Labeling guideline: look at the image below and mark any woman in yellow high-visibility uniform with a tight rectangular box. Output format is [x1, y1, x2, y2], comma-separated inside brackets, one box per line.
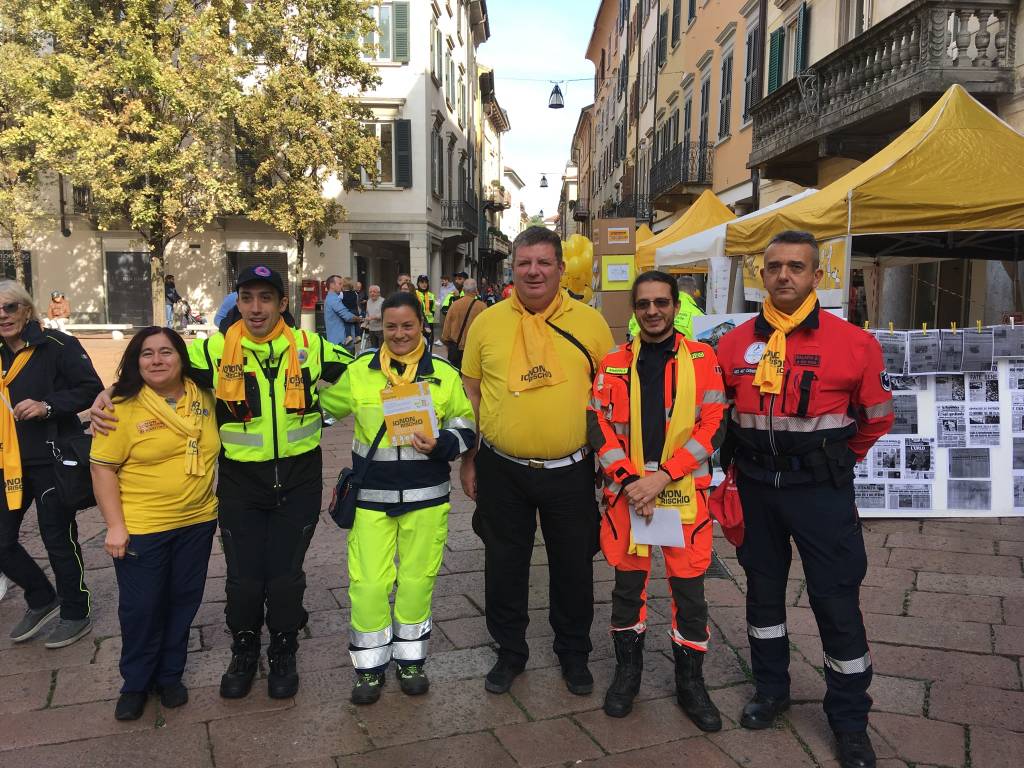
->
[320, 291, 476, 705]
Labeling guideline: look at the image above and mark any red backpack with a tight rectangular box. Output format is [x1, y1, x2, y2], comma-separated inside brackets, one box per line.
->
[708, 464, 745, 548]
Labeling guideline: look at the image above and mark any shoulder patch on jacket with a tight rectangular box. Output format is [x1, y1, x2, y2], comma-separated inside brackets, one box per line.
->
[690, 351, 705, 359]
[605, 366, 629, 375]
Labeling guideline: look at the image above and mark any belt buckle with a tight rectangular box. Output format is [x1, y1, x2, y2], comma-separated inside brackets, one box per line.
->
[527, 459, 545, 470]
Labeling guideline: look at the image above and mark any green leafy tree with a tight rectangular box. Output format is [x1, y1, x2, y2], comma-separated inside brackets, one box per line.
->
[0, 1, 48, 285]
[28, 0, 246, 324]
[234, 0, 381, 319]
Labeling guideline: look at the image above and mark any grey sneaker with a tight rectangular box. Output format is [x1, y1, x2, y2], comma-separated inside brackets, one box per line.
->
[10, 599, 60, 642]
[44, 616, 93, 649]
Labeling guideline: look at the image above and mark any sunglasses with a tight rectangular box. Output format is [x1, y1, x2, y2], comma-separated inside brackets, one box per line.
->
[634, 298, 674, 310]
[0, 302, 23, 315]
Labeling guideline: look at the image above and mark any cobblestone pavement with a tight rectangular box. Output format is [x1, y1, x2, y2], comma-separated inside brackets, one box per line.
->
[0, 338, 1021, 767]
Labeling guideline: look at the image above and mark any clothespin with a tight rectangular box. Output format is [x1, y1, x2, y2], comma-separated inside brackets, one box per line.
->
[888, 322, 894, 333]
[922, 322, 928, 331]
[951, 321, 958, 332]
[977, 320, 983, 332]
[863, 321, 869, 330]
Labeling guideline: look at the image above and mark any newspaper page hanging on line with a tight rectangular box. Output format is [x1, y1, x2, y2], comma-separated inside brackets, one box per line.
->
[960, 328, 995, 372]
[874, 331, 908, 375]
[937, 330, 964, 373]
[907, 331, 940, 375]
[994, 325, 1024, 358]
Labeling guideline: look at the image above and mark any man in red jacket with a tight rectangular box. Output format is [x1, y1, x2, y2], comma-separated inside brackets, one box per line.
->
[588, 271, 727, 730]
[717, 231, 893, 768]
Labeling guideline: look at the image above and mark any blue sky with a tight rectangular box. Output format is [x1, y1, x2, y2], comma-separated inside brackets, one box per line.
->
[478, 0, 597, 220]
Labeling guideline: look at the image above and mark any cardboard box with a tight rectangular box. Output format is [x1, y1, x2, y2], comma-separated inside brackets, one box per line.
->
[598, 290, 634, 329]
[600, 254, 635, 291]
[593, 218, 636, 256]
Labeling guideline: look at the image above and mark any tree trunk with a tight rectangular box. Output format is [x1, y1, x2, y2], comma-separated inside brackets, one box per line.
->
[150, 241, 165, 328]
[293, 233, 305, 324]
[10, 238, 25, 287]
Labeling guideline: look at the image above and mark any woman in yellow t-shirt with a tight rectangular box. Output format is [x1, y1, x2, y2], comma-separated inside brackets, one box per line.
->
[90, 327, 220, 722]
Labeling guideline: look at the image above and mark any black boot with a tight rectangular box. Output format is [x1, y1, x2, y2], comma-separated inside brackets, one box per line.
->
[267, 631, 299, 699]
[220, 630, 260, 699]
[834, 730, 876, 768]
[672, 643, 722, 732]
[603, 630, 645, 718]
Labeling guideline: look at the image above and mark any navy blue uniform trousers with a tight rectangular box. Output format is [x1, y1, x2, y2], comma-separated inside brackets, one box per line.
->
[736, 474, 872, 733]
[113, 519, 216, 693]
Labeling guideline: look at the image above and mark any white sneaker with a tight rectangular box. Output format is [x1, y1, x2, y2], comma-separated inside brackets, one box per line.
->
[0, 573, 10, 602]
[433, 340, 443, 346]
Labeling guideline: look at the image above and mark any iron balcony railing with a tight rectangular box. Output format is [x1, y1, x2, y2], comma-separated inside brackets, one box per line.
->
[649, 140, 714, 201]
[442, 192, 479, 234]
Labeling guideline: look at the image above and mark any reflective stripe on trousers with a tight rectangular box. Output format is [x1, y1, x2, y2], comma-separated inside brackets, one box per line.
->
[748, 622, 787, 640]
[349, 625, 393, 671]
[824, 651, 872, 674]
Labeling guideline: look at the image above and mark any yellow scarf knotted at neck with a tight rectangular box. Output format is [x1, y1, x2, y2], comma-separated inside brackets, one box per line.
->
[136, 380, 207, 476]
[1, 348, 34, 510]
[752, 290, 819, 395]
[627, 336, 698, 557]
[216, 317, 305, 409]
[507, 289, 568, 392]
[378, 335, 426, 387]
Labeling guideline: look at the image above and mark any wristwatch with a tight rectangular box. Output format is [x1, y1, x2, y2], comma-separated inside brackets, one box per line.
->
[42, 401, 52, 420]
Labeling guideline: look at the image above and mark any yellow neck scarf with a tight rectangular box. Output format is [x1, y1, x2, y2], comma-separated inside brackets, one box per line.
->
[378, 336, 426, 387]
[753, 291, 819, 395]
[627, 336, 697, 557]
[1, 347, 34, 510]
[136, 380, 206, 476]
[507, 289, 568, 392]
[216, 317, 305, 409]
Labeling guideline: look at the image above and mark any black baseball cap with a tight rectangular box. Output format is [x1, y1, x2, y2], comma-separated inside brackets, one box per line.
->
[236, 265, 285, 297]
[454, 271, 469, 279]
[417, 274, 429, 283]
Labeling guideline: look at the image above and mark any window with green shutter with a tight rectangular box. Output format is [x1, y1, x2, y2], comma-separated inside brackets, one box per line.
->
[658, 11, 668, 67]
[393, 2, 409, 63]
[795, 3, 810, 73]
[671, 0, 681, 46]
[395, 119, 412, 188]
[767, 27, 785, 94]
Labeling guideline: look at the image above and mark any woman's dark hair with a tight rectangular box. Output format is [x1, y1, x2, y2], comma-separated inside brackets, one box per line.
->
[381, 291, 425, 325]
[631, 270, 680, 307]
[111, 326, 193, 401]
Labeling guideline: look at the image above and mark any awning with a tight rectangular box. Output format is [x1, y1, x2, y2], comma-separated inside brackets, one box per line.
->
[724, 84, 1024, 256]
[638, 190, 736, 272]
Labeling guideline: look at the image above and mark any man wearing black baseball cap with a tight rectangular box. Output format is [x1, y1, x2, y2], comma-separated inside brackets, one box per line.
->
[91, 264, 353, 702]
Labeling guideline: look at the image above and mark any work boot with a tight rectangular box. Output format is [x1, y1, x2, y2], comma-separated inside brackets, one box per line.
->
[219, 630, 260, 699]
[672, 643, 722, 732]
[834, 730, 877, 768]
[267, 631, 299, 699]
[396, 662, 430, 695]
[351, 670, 386, 705]
[740, 691, 791, 729]
[603, 629, 645, 718]
[559, 654, 594, 695]
[484, 652, 526, 694]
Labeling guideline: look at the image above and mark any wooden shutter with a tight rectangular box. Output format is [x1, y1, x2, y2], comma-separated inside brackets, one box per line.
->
[395, 119, 412, 188]
[795, 3, 810, 73]
[393, 2, 410, 63]
[658, 11, 668, 67]
[671, 0, 681, 46]
[767, 27, 785, 94]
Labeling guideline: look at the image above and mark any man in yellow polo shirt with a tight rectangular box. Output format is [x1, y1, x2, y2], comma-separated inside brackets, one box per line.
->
[461, 226, 614, 696]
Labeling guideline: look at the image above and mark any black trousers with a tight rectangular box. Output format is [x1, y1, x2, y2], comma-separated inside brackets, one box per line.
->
[114, 520, 216, 692]
[472, 444, 599, 662]
[218, 481, 321, 635]
[0, 464, 91, 620]
[736, 473, 872, 733]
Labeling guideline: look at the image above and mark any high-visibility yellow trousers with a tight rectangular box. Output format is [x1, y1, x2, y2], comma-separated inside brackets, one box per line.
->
[346, 502, 448, 671]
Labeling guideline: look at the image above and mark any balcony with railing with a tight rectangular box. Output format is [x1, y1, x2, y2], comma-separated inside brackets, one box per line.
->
[749, 0, 1016, 184]
[479, 230, 512, 258]
[482, 184, 511, 210]
[649, 140, 715, 208]
[603, 194, 652, 224]
[442, 191, 479, 240]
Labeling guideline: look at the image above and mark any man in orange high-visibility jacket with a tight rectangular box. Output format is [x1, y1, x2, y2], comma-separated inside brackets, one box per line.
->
[588, 271, 727, 729]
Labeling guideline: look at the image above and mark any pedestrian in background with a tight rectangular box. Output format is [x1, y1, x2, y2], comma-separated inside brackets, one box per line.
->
[460, 227, 613, 696]
[164, 275, 183, 329]
[589, 271, 726, 730]
[90, 327, 219, 721]
[362, 285, 384, 350]
[0, 280, 103, 649]
[441, 278, 485, 368]
[440, 271, 468, 319]
[214, 291, 238, 329]
[324, 275, 358, 351]
[321, 292, 475, 705]
[44, 291, 72, 333]
[414, 275, 437, 348]
[717, 230, 893, 768]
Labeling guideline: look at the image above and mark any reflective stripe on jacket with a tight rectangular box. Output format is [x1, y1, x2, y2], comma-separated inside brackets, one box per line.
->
[188, 329, 352, 463]
[587, 332, 727, 501]
[318, 350, 476, 516]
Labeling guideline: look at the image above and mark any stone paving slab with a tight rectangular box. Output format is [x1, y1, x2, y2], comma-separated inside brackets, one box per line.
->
[0, 337, 1021, 766]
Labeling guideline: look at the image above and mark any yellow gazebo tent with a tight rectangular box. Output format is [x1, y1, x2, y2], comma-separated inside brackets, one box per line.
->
[725, 84, 1024, 257]
[635, 189, 736, 272]
[635, 224, 655, 244]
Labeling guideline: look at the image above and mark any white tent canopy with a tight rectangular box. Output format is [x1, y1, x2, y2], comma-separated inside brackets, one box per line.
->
[654, 188, 819, 268]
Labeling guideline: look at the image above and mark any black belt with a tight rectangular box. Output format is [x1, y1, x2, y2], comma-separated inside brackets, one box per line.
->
[741, 442, 851, 473]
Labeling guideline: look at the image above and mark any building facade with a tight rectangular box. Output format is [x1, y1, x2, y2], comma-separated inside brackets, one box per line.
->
[1, 1, 508, 324]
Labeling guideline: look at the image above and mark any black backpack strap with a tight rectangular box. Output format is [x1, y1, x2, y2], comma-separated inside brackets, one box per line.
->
[455, 298, 482, 348]
[546, 320, 596, 380]
[355, 423, 389, 482]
